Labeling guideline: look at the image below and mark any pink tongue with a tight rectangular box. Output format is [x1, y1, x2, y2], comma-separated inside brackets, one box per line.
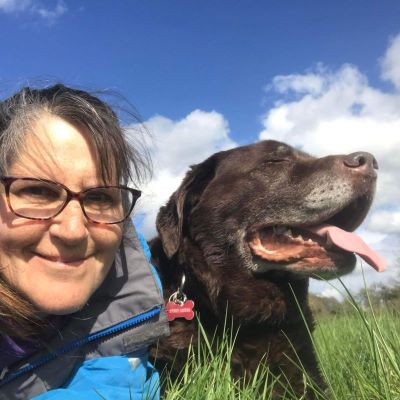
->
[308, 224, 387, 272]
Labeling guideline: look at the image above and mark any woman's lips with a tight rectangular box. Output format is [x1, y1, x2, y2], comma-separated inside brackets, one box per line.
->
[32, 252, 90, 265]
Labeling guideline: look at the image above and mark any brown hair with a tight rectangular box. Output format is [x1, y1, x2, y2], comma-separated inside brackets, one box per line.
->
[0, 83, 151, 338]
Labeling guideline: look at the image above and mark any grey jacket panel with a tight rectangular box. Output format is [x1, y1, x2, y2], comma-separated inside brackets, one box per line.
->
[0, 222, 169, 400]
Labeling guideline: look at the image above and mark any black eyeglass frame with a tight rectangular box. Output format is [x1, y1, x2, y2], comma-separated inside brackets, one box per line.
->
[0, 176, 142, 225]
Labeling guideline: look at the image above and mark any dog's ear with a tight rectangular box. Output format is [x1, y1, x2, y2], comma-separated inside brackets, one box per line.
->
[156, 154, 220, 258]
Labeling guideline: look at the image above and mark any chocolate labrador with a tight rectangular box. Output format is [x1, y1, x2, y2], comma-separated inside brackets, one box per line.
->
[149, 140, 385, 398]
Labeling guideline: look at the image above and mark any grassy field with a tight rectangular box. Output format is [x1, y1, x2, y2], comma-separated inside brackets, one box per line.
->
[314, 309, 400, 399]
[161, 298, 400, 400]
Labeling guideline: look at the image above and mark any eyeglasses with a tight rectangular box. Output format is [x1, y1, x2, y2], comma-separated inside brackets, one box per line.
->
[0, 176, 141, 224]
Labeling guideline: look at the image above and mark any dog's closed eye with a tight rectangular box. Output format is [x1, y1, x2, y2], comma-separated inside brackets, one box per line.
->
[266, 158, 289, 163]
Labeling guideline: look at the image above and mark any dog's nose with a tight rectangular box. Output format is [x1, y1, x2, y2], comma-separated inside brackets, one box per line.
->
[343, 152, 378, 172]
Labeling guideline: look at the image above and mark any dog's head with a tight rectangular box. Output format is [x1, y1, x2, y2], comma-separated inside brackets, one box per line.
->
[157, 140, 380, 281]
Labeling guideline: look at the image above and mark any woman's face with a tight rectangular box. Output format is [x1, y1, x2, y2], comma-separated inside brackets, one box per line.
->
[0, 114, 123, 315]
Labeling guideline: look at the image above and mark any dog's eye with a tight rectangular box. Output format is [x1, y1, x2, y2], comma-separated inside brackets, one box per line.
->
[265, 158, 289, 163]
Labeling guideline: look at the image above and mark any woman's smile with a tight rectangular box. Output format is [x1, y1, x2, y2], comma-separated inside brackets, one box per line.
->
[31, 251, 92, 266]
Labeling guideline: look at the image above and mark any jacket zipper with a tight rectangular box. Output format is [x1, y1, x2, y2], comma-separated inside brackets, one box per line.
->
[0, 305, 162, 387]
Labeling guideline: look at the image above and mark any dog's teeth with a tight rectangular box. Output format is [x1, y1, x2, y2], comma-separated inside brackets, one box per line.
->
[274, 226, 295, 239]
[264, 249, 277, 254]
[297, 234, 304, 241]
[307, 239, 313, 243]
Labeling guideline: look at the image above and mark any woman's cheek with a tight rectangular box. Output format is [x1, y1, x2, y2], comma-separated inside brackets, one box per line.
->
[0, 223, 46, 291]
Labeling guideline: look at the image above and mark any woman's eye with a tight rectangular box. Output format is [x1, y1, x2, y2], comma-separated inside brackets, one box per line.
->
[18, 185, 59, 199]
[85, 191, 114, 204]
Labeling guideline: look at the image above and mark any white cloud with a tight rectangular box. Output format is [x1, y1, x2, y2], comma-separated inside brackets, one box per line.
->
[0, 0, 31, 12]
[381, 34, 400, 90]
[269, 67, 325, 96]
[0, 0, 67, 22]
[131, 110, 237, 238]
[144, 110, 235, 176]
[317, 286, 343, 302]
[369, 210, 400, 234]
[35, 0, 66, 22]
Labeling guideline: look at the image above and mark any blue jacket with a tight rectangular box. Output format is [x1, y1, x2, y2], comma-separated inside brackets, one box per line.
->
[0, 222, 169, 400]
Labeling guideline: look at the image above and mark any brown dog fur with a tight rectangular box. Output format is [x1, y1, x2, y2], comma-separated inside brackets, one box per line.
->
[149, 140, 378, 398]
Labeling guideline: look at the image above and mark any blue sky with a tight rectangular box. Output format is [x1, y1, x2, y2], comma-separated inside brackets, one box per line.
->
[1, 1, 400, 297]
[1, 1, 400, 141]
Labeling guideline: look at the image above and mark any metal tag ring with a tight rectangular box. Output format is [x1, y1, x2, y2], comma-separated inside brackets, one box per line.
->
[169, 291, 187, 305]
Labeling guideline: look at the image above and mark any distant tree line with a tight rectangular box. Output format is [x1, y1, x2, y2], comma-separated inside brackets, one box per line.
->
[309, 257, 400, 317]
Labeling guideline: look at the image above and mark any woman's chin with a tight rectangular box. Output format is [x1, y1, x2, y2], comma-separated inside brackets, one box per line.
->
[31, 293, 90, 316]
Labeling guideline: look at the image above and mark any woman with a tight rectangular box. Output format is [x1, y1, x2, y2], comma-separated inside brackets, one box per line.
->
[0, 84, 169, 399]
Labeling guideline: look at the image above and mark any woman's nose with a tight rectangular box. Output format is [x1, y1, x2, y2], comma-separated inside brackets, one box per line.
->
[49, 200, 89, 244]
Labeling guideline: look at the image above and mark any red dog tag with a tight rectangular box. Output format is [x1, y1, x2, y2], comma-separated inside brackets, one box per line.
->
[166, 300, 195, 321]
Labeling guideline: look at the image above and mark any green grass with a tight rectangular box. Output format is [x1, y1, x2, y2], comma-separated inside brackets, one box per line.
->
[161, 300, 400, 399]
[314, 310, 400, 399]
